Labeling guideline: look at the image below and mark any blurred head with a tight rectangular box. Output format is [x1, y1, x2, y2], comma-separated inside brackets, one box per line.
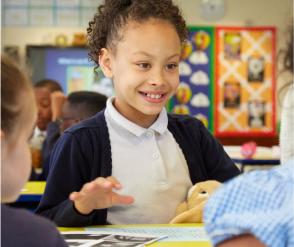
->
[1, 55, 37, 203]
[60, 91, 107, 132]
[34, 79, 62, 131]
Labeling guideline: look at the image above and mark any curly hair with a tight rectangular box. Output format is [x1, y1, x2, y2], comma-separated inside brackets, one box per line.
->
[87, 0, 187, 67]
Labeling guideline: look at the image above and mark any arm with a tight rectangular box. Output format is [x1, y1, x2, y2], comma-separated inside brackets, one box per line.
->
[218, 234, 266, 247]
[36, 131, 104, 226]
[280, 86, 294, 164]
[198, 121, 240, 181]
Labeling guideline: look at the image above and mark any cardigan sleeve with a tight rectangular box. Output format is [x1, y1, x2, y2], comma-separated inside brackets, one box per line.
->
[198, 120, 240, 181]
[168, 115, 240, 183]
[36, 130, 107, 227]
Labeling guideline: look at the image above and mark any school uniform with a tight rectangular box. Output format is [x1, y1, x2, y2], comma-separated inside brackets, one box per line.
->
[36, 98, 239, 227]
[1, 204, 67, 247]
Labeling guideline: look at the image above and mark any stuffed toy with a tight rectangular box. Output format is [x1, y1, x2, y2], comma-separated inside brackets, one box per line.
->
[170, 180, 221, 224]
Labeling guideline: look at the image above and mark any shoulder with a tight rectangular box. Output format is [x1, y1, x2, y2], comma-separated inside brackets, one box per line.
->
[167, 113, 204, 130]
[2, 205, 66, 247]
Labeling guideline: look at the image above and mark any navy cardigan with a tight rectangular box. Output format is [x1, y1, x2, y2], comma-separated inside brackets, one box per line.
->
[36, 111, 240, 226]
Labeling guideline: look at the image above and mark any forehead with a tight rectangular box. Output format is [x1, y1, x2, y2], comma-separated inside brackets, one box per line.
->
[62, 102, 78, 116]
[34, 87, 51, 98]
[115, 18, 181, 56]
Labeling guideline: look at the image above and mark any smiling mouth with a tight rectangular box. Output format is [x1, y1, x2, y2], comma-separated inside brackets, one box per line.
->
[140, 92, 165, 99]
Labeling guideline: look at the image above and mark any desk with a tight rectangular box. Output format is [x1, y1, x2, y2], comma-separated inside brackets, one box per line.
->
[60, 224, 212, 247]
[18, 181, 46, 202]
[232, 158, 280, 172]
[10, 181, 46, 210]
[224, 145, 280, 172]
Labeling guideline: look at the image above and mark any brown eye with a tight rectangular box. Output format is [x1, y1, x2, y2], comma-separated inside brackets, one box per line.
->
[137, 63, 151, 69]
[166, 63, 178, 70]
[200, 190, 207, 194]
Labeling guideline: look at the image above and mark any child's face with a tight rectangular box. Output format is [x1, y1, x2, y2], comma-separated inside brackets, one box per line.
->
[60, 101, 80, 133]
[1, 92, 37, 202]
[34, 86, 52, 131]
[100, 18, 181, 126]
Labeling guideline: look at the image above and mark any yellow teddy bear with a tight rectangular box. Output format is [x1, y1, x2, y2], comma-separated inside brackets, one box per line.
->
[170, 180, 221, 224]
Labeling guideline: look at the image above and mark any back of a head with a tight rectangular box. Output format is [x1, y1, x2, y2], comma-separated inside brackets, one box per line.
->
[34, 78, 63, 93]
[67, 91, 107, 119]
[1, 55, 33, 137]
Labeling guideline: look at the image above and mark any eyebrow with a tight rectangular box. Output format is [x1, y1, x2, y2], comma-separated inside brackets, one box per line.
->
[132, 51, 180, 60]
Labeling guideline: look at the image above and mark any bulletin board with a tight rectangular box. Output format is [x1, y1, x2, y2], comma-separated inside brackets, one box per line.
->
[168, 26, 215, 131]
[214, 26, 276, 137]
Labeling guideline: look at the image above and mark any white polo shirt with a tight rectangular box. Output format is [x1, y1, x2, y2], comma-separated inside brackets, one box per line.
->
[105, 97, 192, 224]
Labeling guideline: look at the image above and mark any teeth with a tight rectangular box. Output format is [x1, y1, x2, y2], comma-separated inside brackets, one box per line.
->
[146, 93, 162, 99]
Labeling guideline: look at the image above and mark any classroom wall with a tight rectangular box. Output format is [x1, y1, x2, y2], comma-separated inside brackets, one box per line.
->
[3, 0, 293, 59]
[2, 0, 293, 135]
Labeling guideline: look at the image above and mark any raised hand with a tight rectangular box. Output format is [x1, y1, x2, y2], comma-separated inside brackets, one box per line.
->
[69, 176, 134, 215]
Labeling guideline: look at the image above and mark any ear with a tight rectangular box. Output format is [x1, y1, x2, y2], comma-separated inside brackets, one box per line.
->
[99, 48, 113, 78]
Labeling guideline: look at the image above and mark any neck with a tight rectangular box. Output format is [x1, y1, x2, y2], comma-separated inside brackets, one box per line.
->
[113, 100, 159, 128]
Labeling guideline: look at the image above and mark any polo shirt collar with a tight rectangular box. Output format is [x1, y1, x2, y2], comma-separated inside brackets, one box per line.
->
[106, 97, 168, 137]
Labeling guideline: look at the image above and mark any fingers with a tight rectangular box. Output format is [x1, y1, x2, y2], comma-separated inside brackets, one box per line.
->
[106, 176, 122, 189]
[112, 192, 134, 205]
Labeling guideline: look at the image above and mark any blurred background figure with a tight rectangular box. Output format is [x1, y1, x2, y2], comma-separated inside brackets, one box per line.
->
[30, 79, 64, 173]
[39, 90, 107, 180]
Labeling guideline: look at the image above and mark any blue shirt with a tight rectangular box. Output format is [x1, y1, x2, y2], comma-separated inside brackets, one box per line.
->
[204, 159, 294, 247]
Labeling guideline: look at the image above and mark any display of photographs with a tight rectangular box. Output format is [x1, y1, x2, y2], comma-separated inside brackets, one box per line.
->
[223, 82, 241, 108]
[248, 100, 266, 128]
[215, 27, 276, 136]
[224, 32, 241, 60]
[62, 231, 163, 247]
[248, 56, 265, 82]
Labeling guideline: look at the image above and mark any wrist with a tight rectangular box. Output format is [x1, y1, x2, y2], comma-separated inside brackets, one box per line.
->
[73, 201, 93, 215]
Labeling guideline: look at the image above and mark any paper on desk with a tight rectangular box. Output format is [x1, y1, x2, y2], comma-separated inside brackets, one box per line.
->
[85, 226, 209, 242]
[62, 231, 165, 247]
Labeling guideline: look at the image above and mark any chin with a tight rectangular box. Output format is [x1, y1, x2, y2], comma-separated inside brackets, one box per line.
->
[141, 107, 163, 116]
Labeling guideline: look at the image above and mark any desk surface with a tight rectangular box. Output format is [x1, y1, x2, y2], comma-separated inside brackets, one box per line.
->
[60, 224, 212, 247]
[18, 181, 45, 202]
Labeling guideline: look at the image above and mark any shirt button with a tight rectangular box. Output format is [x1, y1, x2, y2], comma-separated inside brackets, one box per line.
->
[146, 130, 154, 137]
[152, 153, 159, 159]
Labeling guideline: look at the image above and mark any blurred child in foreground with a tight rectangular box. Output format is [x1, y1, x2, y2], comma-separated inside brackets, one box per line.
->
[1, 55, 67, 246]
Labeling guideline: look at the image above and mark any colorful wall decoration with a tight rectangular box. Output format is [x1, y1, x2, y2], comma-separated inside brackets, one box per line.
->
[214, 27, 276, 137]
[168, 26, 215, 131]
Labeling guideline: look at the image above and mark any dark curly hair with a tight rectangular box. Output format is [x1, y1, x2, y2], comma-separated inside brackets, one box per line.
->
[87, 0, 188, 67]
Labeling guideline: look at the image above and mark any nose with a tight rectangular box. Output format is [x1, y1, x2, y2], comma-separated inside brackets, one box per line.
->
[149, 68, 165, 87]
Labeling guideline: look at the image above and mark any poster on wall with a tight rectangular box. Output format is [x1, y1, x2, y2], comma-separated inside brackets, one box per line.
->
[214, 26, 276, 137]
[168, 26, 215, 131]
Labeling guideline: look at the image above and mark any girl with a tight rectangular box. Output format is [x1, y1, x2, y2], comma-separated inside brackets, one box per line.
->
[1, 55, 67, 247]
[37, 0, 240, 227]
